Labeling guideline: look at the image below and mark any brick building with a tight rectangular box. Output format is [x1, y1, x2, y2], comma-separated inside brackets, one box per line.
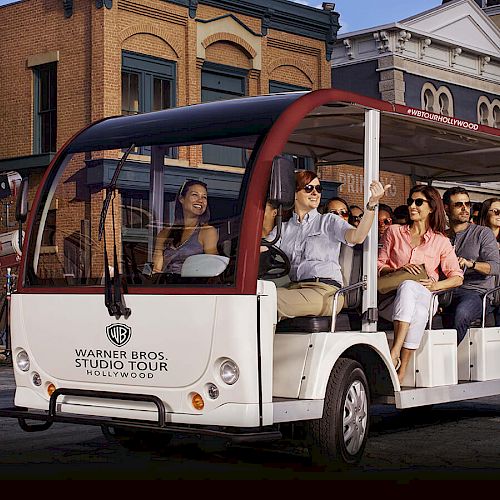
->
[0, 0, 340, 269]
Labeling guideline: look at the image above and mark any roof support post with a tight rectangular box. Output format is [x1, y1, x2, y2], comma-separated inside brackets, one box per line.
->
[362, 109, 380, 333]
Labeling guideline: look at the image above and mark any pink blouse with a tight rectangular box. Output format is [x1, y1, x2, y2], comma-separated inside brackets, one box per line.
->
[377, 224, 463, 281]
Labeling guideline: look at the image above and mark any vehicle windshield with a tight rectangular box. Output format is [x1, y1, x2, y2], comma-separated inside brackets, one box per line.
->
[25, 136, 259, 288]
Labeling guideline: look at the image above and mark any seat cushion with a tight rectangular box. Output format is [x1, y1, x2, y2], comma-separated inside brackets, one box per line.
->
[276, 316, 331, 333]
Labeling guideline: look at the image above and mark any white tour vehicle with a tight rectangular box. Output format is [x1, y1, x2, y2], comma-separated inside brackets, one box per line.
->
[2, 89, 500, 468]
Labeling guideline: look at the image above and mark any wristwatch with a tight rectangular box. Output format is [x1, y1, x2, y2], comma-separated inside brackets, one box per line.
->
[471, 260, 476, 270]
[366, 202, 377, 211]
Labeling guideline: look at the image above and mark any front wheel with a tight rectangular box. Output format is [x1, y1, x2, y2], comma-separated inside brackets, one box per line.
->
[306, 358, 370, 469]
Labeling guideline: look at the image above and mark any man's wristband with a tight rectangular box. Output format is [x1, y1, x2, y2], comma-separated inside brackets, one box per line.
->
[366, 202, 377, 211]
[471, 260, 476, 270]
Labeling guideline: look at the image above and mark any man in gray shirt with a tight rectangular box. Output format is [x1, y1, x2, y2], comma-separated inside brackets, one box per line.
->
[441, 187, 500, 344]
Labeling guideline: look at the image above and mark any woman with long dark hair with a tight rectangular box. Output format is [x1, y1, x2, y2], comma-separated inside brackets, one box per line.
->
[153, 180, 218, 275]
[377, 185, 463, 384]
[479, 197, 500, 246]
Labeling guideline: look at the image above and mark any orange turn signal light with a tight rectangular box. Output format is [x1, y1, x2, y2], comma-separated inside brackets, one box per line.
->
[191, 392, 204, 410]
[47, 383, 56, 397]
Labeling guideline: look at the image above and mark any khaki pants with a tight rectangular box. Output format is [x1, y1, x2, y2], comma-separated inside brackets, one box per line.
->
[277, 282, 344, 322]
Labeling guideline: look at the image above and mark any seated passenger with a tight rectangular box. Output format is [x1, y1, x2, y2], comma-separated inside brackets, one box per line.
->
[153, 180, 218, 276]
[324, 196, 351, 223]
[262, 201, 279, 238]
[377, 185, 463, 384]
[267, 170, 389, 322]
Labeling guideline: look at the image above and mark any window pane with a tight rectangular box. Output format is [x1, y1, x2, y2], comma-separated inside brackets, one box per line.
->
[121, 71, 139, 115]
[153, 78, 171, 111]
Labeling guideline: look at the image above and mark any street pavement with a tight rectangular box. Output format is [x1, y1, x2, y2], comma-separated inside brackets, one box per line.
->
[0, 362, 498, 480]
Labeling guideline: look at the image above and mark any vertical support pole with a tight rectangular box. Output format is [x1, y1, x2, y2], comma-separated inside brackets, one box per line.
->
[148, 147, 165, 262]
[362, 109, 380, 332]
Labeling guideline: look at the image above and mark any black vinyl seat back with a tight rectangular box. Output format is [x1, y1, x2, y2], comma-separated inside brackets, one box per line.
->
[275, 244, 364, 334]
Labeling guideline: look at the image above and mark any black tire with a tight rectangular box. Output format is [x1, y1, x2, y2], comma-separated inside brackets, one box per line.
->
[306, 358, 370, 469]
[101, 426, 173, 452]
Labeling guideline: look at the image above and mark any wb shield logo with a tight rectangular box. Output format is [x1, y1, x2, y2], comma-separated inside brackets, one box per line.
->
[106, 323, 132, 347]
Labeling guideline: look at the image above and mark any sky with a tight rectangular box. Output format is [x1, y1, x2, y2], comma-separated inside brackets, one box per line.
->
[296, 1, 444, 33]
[0, 0, 445, 33]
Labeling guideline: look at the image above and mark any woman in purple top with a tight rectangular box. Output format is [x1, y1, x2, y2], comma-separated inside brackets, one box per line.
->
[153, 180, 218, 276]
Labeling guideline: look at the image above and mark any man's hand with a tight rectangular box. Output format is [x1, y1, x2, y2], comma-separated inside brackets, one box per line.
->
[368, 181, 391, 206]
[457, 257, 474, 269]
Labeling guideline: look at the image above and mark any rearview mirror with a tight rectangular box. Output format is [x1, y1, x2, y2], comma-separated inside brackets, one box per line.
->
[268, 156, 295, 210]
[15, 177, 29, 223]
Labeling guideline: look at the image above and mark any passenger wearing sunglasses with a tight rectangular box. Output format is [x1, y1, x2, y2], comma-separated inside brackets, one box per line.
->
[349, 205, 364, 228]
[479, 197, 500, 326]
[267, 170, 390, 322]
[377, 203, 393, 244]
[441, 187, 500, 345]
[378, 185, 463, 384]
[324, 197, 351, 222]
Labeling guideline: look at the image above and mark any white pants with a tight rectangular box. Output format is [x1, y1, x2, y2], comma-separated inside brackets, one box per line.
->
[379, 280, 434, 350]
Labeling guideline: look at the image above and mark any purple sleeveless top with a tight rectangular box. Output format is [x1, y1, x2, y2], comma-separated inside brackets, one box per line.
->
[162, 226, 203, 274]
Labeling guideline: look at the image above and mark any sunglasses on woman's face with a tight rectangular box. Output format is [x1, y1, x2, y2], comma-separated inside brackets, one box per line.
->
[302, 184, 323, 194]
[330, 209, 349, 218]
[489, 208, 500, 216]
[407, 197, 429, 207]
[379, 218, 392, 226]
[352, 214, 363, 222]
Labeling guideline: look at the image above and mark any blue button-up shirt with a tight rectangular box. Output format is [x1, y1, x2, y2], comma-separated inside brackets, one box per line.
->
[268, 209, 353, 284]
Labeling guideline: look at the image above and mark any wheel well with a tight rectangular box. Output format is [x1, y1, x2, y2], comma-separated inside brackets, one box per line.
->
[341, 345, 393, 400]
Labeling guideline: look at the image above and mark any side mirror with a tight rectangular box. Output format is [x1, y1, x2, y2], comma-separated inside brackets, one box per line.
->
[15, 177, 29, 224]
[268, 155, 295, 210]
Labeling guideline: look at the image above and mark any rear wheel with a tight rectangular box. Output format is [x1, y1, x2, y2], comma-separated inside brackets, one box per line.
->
[306, 358, 370, 469]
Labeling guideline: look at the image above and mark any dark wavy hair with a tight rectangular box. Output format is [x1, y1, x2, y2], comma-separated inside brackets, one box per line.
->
[408, 185, 447, 234]
[324, 196, 350, 216]
[170, 180, 210, 247]
[479, 197, 500, 228]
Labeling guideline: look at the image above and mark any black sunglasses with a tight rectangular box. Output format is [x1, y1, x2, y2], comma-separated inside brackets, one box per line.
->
[330, 209, 349, 217]
[352, 214, 363, 221]
[452, 201, 471, 209]
[302, 184, 323, 194]
[379, 218, 392, 225]
[407, 197, 429, 207]
[489, 208, 500, 216]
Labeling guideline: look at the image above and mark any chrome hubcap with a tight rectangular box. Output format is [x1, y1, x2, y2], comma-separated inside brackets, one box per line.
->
[343, 380, 368, 455]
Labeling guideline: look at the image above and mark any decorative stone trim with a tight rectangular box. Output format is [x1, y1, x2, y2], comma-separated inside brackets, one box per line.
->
[420, 38, 432, 59]
[201, 33, 257, 59]
[343, 38, 354, 59]
[396, 30, 411, 53]
[266, 56, 314, 85]
[119, 24, 182, 58]
[480, 55, 491, 75]
[451, 47, 462, 66]
[421, 82, 454, 117]
[374, 31, 390, 53]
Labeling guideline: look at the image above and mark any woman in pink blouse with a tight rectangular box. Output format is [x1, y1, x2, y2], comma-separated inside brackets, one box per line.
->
[378, 185, 463, 384]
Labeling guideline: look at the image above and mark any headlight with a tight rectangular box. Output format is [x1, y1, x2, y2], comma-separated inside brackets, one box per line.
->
[16, 350, 30, 372]
[32, 372, 42, 386]
[220, 359, 239, 385]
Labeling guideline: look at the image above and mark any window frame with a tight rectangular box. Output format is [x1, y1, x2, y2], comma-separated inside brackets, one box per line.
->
[33, 62, 57, 154]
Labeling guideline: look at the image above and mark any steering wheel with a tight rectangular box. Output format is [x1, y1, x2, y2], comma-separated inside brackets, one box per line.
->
[259, 241, 290, 280]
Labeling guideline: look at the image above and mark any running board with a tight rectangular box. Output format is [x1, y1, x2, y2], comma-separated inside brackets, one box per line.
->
[394, 379, 500, 409]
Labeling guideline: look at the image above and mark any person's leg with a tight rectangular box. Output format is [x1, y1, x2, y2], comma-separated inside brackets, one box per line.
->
[446, 288, 483, 344]
[277, 283, 344, 321]
[391, 280, 432, 383]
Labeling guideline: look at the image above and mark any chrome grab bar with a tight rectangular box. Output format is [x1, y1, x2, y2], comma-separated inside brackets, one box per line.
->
[481, 285, 500, 328]
[330, 279, 367, 333]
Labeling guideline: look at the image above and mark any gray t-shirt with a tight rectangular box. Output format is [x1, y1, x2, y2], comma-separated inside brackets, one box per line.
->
[267, 209, 354, 284]
[449, 223, 500, 293]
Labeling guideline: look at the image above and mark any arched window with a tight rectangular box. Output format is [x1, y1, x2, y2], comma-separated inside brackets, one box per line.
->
[494, 106, 500, 129]
[479, 102, 490, 125]
[421, 83, 454, 116]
